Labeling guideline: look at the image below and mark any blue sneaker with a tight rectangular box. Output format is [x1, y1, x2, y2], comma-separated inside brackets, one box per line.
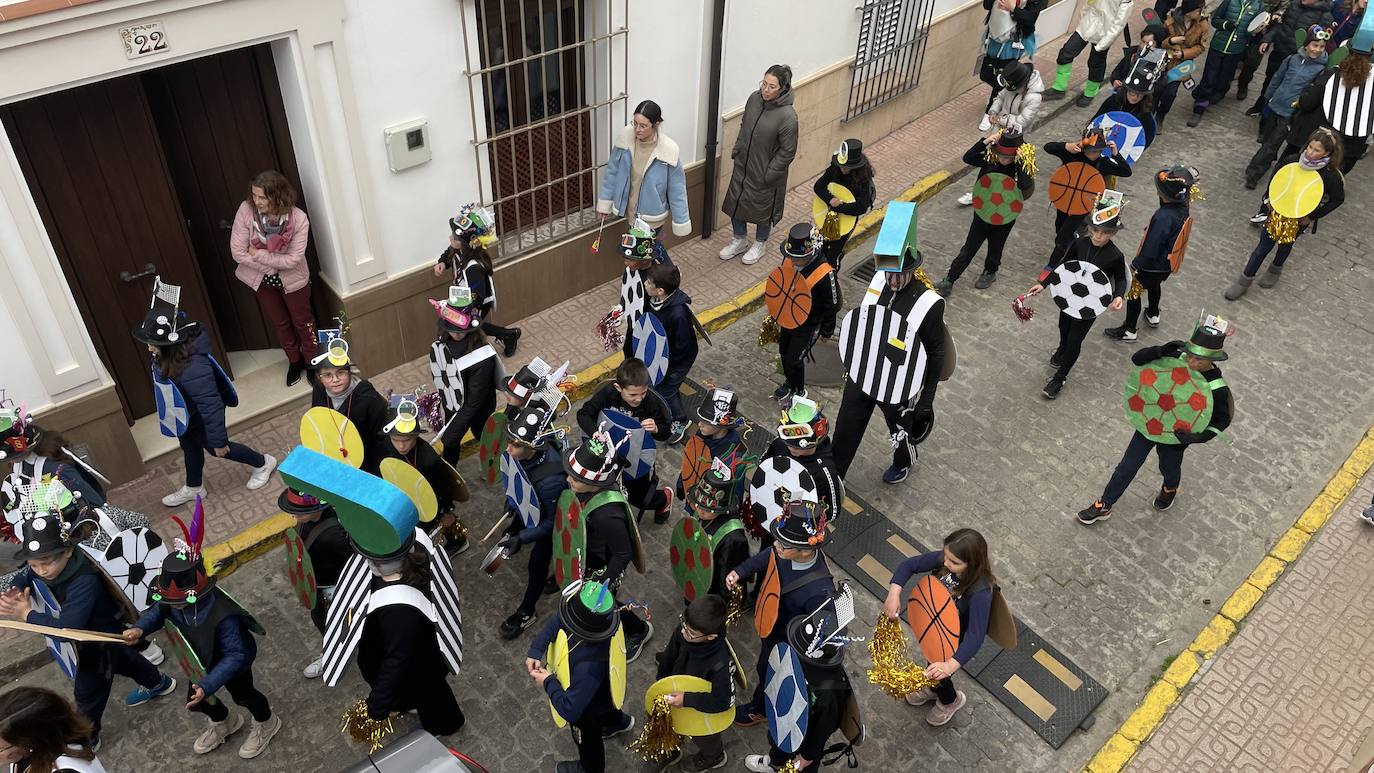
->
[125, 673, 176, 707]
[882, 465, 909, 484]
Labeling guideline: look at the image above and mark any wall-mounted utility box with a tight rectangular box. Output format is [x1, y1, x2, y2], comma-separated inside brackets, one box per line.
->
[383, 119, 432, 172]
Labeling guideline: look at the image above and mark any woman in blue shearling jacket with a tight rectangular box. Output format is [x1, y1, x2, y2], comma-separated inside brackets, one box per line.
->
[596, 100, 692, 255]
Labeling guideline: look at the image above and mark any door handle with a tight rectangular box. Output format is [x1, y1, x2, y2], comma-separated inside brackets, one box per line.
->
[119, 263, 158, 283]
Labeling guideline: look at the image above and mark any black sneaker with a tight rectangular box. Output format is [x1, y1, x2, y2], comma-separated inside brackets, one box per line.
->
[285, 358, 305, 387]
[1237, 86, 1250, 102]
[934, 278, 954, 297]
[1074, 93, 1094, 108]
[1049, 351, 1062, 369]
[653, 487, 673, 525]
[683, 751, 729, 772]
[501, 328, 522, 358]
[973, 271, 998, 290]
[1244, 177, 1259, 190]
[1186, 111, 1203, 127]
[601, 713, 635, 739]
[543, 575, 559, 595]
[771, 383, 791, 401]
[1042, 376, 1065, 400]
[1153, 486, 1178, 511]
[555, 761, 587, 773]
[1077, 501, 1112, 525]
[1043, 88, 1068, 101]
[668, 421, 688, 445]
[625, 621, 655, 663]
[498, 610, 536, 640]
[1102, 326, 1137, 341]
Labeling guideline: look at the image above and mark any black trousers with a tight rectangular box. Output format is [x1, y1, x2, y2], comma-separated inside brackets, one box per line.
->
[832, 380, 919, 479]
[193, 669, 273, 723]
[1237, 38, 1265, 91]
[309, 594, 333, 636]
[74, 642, 163, 740]
[1053, 313, 1098, 380]
[947, 219, 1014, 282]
[1048, 211, 1086, 267]
[935, 674, 960, 704]
[1123, 270, 1169, 332]
[980, 55, 1017, 112]
[1056, 32, 1110, 83]
[572, 707, 631, 773]
[779, 325, 821, 392]
[1154, 80, 1183, 123]
[1245, 110, 1290, 183]
[624, 472, 667, 514]
[1101, 431, 1185, 506]
[822, 232, 854, 270]
[1193, 48, 1242, 110]
[518, 536, 554, 615]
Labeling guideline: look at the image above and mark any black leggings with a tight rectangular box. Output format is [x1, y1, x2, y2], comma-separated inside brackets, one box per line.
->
[194, 669, 272, 723]
[1123, 270, 1168, 332]
[1054, 313, 1097, 380]
[947, 219, 1014, 282]
[1055, 32, 1110, 83]
[572, 708, 630, 773]
[518, 537, 554, 614]
[779, 325, 820, 392]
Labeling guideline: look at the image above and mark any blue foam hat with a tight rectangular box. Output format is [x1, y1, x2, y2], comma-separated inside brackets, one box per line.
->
[872, 201, 922, 272]
[1352, 11, 1374, 55]
[278, 446, 418, 559]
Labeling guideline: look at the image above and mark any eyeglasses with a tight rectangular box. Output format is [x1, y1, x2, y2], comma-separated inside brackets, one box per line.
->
[759, 80, 780, 91]
[680, 616, 710, 641]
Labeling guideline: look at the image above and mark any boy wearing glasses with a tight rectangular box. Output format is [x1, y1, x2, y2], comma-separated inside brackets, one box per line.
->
[652, 596, 736, 772]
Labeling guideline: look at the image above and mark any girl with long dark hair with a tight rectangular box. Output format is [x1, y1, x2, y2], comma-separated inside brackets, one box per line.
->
[0, 687, 104, 773]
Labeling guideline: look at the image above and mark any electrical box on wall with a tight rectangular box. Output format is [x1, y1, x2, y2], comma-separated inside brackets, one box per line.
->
[382, 119, 431, 172]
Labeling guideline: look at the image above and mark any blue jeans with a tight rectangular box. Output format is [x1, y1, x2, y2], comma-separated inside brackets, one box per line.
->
[1101, 432, 1185, 507]
[655, 370, 687, 424]
[731, 218, 772, 241]
[179, 421, 266, 487]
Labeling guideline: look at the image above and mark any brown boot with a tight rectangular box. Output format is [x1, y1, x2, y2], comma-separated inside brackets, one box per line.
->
[1258, 264, 1283, 289]
[1223, 274, 1252, 301]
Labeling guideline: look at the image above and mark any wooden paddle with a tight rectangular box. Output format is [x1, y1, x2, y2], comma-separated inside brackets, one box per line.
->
[0, 619, 129, 643]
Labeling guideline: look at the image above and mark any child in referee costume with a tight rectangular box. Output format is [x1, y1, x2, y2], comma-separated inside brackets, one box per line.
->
[431, 203, 522, 357]
[429, 285, 502, 467]
[1103, 165, 1198, 342]
[935, 129, 1036, 295]
[1042, 126, 1131, 269]
[1023, 193, 1128, 399]
[831, 202, 948, 484]
[1078, 314, 1234, 524]
[771, 223, 840, 404]
[278, 486, 350, 679]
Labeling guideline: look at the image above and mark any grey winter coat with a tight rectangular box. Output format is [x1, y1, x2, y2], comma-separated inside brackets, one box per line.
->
[722, 88, 799, 226]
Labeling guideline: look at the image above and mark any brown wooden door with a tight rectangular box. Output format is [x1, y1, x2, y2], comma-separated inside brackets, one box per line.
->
[1, 78, 226, 422]
[142, 44, 322, 353]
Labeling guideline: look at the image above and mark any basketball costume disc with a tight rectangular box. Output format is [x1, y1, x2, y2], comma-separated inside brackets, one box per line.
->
[1048, 162, 1106, 216]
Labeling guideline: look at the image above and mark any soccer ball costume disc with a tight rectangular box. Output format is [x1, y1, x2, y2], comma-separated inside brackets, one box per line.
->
[669, 515, 714, 602]
[101, 527, 168, 611]
[838, 304, 930, 404]
[1049, 260, 1115, 320]
[1122, 356, 1214, 444]
[971, 172, 1025, 225]
[749, 455, 818, 525]
[553, 490, 586, 589]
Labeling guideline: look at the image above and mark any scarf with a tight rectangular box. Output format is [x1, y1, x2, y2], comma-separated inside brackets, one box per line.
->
[250, 210, 295, 253]
[1298, 153, 1330, 171]
[328, 378, 361, 410]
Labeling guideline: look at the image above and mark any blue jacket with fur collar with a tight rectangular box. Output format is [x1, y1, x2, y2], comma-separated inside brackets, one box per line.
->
[597, 125, 692, 237]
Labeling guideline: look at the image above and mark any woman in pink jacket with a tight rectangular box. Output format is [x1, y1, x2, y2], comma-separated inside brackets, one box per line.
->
[230, 171, 317, 386]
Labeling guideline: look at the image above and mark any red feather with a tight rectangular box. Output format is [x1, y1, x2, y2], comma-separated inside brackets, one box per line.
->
[170, 516, 192, 549]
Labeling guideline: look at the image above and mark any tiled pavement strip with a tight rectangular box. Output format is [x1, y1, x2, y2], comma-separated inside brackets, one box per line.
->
[12, 10, 1374, 770]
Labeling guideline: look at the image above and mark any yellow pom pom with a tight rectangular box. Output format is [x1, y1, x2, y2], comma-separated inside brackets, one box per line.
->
[758, 315, 781, 346]
[725, 584, 746, 627]
[867, 616, 940, 699]
[1266, 213, 1300, 244]
[340, 698, 397, 754]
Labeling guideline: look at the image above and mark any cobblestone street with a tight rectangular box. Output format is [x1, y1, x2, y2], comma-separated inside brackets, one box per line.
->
[11, 63, 1374, 773]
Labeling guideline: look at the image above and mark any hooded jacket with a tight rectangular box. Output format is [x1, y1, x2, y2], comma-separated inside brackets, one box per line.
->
[1264, 0, 1335, 57]
[1209, 0, 1261, 54]
[988, 70, 1045, 131]
[723, 88, 799, 226]
[597, 125, 692, 237]
[647, 289, 699, 376]
[1264, 48, 1329, 117]
[1075, 0, 1133, 49]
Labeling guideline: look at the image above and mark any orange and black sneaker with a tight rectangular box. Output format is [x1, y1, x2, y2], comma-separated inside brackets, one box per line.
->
[1154, 486, 1179, 511]
[1076, 501, 1112, 525]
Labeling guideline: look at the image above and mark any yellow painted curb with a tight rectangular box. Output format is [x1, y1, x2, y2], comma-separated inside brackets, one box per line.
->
[1080, 430, 1374, 772]
[204, 513, 295, 580]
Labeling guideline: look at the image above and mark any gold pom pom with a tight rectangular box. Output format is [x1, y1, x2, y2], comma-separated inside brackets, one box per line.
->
[1266, 213, 1300, 244]
[1188, 183, 1205, 203]
[758, 315, 780, 346]
[340, 698, 396, 754]
[725, 584, 745, 627]
[820, 211, 843, 242]
[913, 267, 935, 292]
[628, 695, 684, 762]
[778, 759, 802, 773]
[1017, 143, 1038, 179]
[867, 616, 940, 700]
[1126, 275, 1144, 301]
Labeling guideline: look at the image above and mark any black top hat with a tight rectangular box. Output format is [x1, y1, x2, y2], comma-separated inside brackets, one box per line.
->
[1123, 61, 1161, 95]
[563, 432, 623, 488]
[787, 609, 848, 668]
[997, 61, 1034, 91]
[833, 139, 867, 169]
[503, 357, 552, 401]
[131, 278, 201, 347]
[992, 130, 1026, 157]
[770, 500, 829, 549]
[559, 579, 620, 642]
[13, 513, 75, 561]
[1185, 313, 1231, 361]
[695, 387, 739, 426]
[506, 391, 563, 448]
[382, 394, 425, 437]
[152, 550, 215, 605]
[1154, 165, 1199, 202]
[781, 223, 822, 261]
[686, 465, 737, 515]
[278, 487, 329, 516]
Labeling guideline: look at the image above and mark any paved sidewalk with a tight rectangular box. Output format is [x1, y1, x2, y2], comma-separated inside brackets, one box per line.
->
[1127, 473, 1374, 773]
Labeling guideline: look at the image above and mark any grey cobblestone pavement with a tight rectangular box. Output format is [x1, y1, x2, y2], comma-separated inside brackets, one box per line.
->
[13, 90, 1374, 772]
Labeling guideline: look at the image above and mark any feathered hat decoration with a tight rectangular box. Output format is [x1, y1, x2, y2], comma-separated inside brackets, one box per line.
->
[170, 495, 207, 561]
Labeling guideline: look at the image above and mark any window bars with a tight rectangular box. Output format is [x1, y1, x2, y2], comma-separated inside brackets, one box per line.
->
[459, 0, 629, 264]
[846, 0, 936, 121]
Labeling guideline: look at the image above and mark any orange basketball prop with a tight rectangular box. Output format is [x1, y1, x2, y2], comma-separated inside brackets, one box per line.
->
[907, 576, 962, 664]
[680, 435, 713, 494]
[765, 261, 813, 330]
[754, 551, 782, 638]
[1048, 162, 1106, 217]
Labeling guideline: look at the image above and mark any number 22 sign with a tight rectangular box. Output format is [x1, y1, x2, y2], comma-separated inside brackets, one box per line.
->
[119, 22, 169, 60]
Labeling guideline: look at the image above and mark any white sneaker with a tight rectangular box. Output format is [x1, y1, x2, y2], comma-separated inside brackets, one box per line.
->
[303, 655, 324, 679]
[718, 237, 749, 260]
[740, 241, 767, 265]
[238, 714, 282, 759]
[1249, 212, 1269, 224]
[246, 454, 277, 491]
[904, 686, 938, 706]
[143, 642, 165, 666]
[957, 191, 974, 207]
[193, 712, 244, 754]
[744, 754, 777, 772]
[1146, 313, 1161, 328]
[978, 115, 993, 131]
[162, 485, 207, 507]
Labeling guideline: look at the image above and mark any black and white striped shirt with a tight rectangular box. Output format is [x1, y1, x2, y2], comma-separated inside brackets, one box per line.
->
[1322, 70, 1374, 138]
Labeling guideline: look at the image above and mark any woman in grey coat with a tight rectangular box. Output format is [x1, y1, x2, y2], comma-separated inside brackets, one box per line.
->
[720, 64, 799, 265]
